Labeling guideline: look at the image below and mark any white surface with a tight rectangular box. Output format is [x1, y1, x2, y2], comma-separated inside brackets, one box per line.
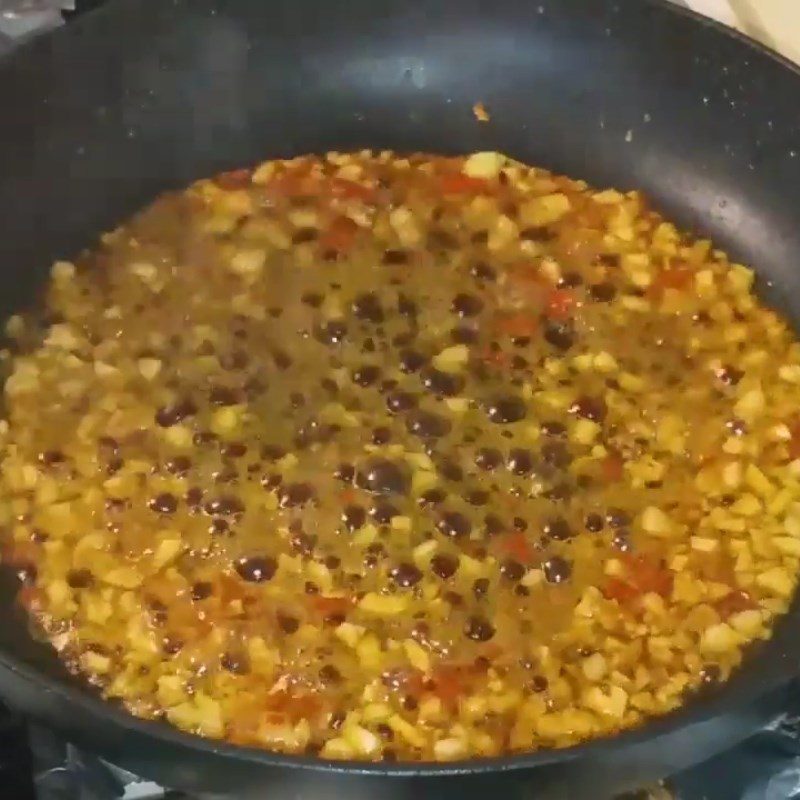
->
[679, 0, 800, 64]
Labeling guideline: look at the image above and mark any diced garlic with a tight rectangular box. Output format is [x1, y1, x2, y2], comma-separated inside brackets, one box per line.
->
[463, 151, 505, 179]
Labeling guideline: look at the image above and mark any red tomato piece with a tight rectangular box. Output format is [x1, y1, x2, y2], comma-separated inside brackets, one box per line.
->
[500, 532, 533, 564]
[214, 168, 252, 190]
[545, 288, 576, 320]
[715, 589, 755, 619]
[329, 178, 377, 202]
[600, 453, 625, 483]
[310, 595, 352, 617]
[431, 665, 466, 708]
[623, 553, 673, 597]
[320, 216, 359, 253]
[268, 170, 321, 198]
[438, 173, 490, 195]
[650, 266, 693, 296]
[493, 313, 538, 338]
[602, 577, 639, 604]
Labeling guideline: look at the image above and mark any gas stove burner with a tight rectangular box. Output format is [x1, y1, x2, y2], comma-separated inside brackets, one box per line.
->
[10, 695, 800, 800]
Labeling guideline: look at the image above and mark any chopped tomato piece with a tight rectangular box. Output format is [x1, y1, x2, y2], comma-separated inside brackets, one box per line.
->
[481, 346, 511, 369]
[715, 589, 755, 619]
[438, 173, 490, 195]
[339, 487, 358, 504]
[650, 266, 693, 296]
[215, 573, 248, 605]
[493, 313, 538, 338]
[499, 532, 533, 564]
[603, 577, 639, 604]
[600, 453, 624, 483]
[507, 261, 545, 285]
[605, 555, 673, 605]
[320, 216, 359, 253]
[545, 288, 576, 320]
[623, 553, 674, 597]
[268, 170, 321, 199]
[329, 178, 377, 202]
[310, 595, 351, 617]
[268, 690, 324, 722]
[214, 168, 252, 190]
[431, 664, 467, 708]
[2, 541, 40, 567]
[16, 586, 42, 612]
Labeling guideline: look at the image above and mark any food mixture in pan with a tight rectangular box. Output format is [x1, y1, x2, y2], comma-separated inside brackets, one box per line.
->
[2, 151, 800, 761]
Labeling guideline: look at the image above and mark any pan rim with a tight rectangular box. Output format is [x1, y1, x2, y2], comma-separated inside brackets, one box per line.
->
[0, 0, 799, 778]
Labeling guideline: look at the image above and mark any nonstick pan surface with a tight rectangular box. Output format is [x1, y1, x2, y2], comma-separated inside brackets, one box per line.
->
[0, 0, 799, 797]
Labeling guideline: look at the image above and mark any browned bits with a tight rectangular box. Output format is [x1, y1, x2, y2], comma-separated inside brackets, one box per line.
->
[420, 367, 465, 397]
[66, 568, 93, 589]
[333, 462, 355, 483]
[352, 292, 384, 323]
[165, 455, 191, 475]
[279, 482, 316, 508]
[606, 508, 631, 528]
[38, 450, 65, 467]
[475, 447, 503, 471]
[352, 365, 381, 387]
[507, 448, 535, 476]
[355, 458, 410, 496]
[528, 675, 549, 693]
[541, 420, 567, 437]
[155, 398, 197, 427]
[341, 504, 366, 531]
[221, 652, 249, 674]
[430, 554, 459, 579]
[205, 495, 245, 516]
[451, 292, 484, 317]
[717, 365, 744, 386]
[543, 556, 572, 584]
[371, 427, 392, 445]
[465, 488, 489, 506]
[544, 517, 573, 541]
[398, 349, 427, 374]
[389, 562, 423, 587]
[465, 615, 495, 642]
[483, 514, 505, 536]
[406, 410, 451, 439]
[570, 396, 607, 422]
[485, 396, 527, 424]
[418, 488, 446, 507]
[588, 282, 616, 302]
[8, 150, 800, 762]
[385, 391, 418, 414]
[149, 493, 178, 515]
[436, 510, 471, 539]
[277, 613, 300, 634]
[370, 501, 398, 524]
[235, 556, 277, 583]
[191, 581, 213, 601]
[208, 386, 241, 407]
[315, 319, 348, 345]
[500, 559, 525, 582]
[543, 321, 575, 351]
[319, 664, 342, 685]
[585, 513, 605, 533]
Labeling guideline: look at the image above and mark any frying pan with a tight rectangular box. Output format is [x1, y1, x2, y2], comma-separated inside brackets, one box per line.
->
[0, 0, 799, 797]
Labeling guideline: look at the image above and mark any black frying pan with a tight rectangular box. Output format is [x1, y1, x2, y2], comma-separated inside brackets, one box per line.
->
[0, 1, 799, 797]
